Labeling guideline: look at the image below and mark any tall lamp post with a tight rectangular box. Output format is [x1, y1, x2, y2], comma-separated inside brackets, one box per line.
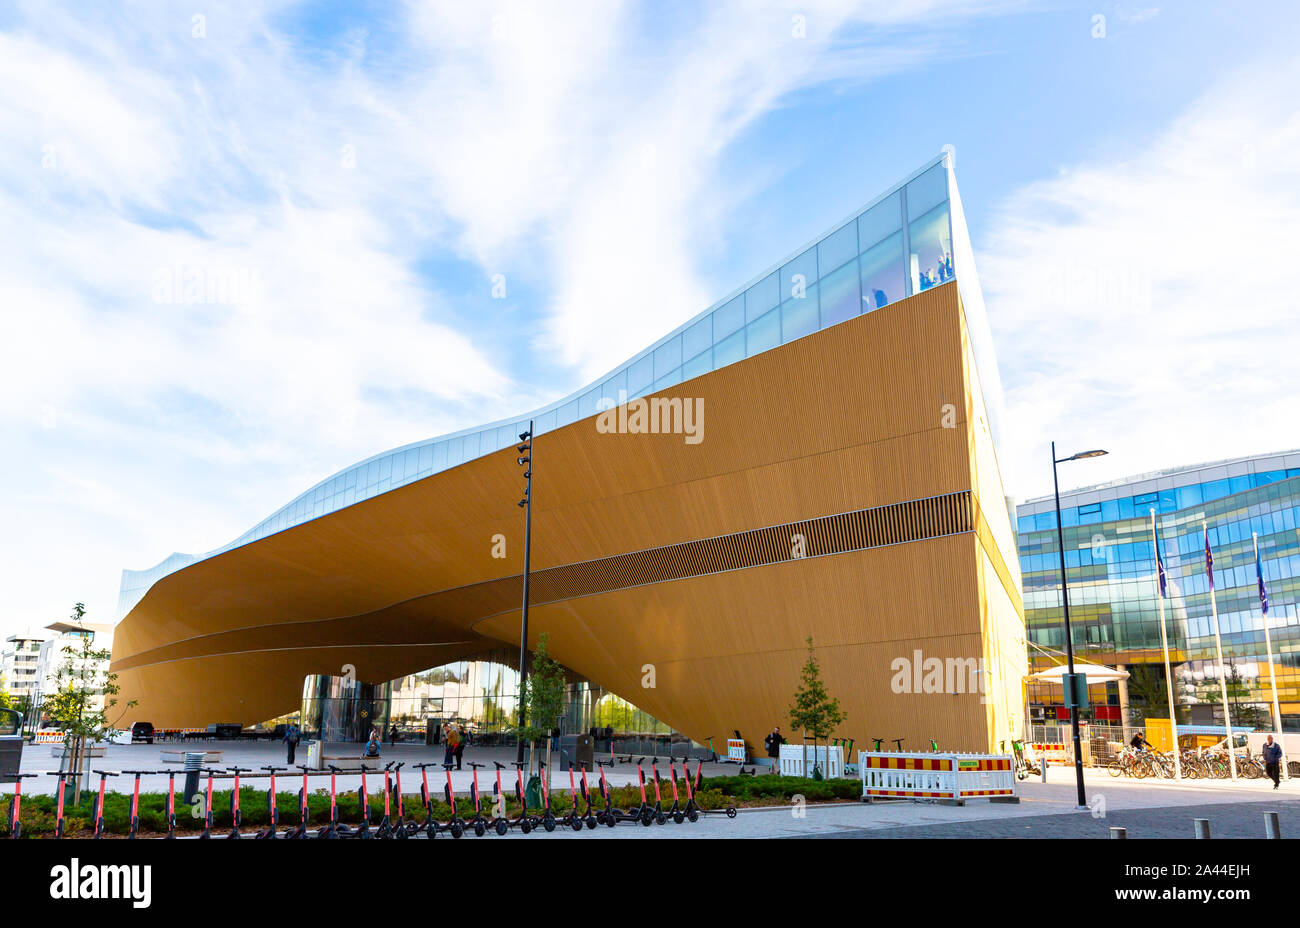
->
[1051, 441, 1107, 811]
[515, 421, 534, 764]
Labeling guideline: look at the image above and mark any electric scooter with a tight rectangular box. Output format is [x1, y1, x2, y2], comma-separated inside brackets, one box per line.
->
[225, 766, 251, 838]
[510, 761, 534, 833]
[4, 773, 37, 838]
[489, 762, 512, 835]
[629, 759, 654, 826]
[562, 763, 584, 831]
[286, 765, 312, 838]
[47, 770, 76, 839]
[318, 765, 345, 838]
[688, 756, 738, 819]
[198, 767, 217, 838]
[412, 762, 440, 838]
[390, 762, 415, 838]
[122, 769, 149, 839]
[376, 762, 396, 839]
[648, 759, 667, 824]
[351, 764, 374, 839]
[664, 760, 685, 824]
[255, 765, 286, 838]
[442, 764, 466, 838]
[577, 763, 598, 829]
[536, 761, 557, 832]
[464, 762, 492, 836]
[595, 759, 621, 827]
[90, 769, 119, 838]
[162, 767, 179, 838]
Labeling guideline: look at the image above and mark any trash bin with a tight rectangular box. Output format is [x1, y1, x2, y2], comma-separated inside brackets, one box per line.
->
[0, 708, 23, 782]
[306, 740, 323, 770]
[559, 733, 594, 771]
[182, 751, 205, 804]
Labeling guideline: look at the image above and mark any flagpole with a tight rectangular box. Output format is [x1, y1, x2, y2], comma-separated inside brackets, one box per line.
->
[1255, 531, 1288, 780]
[1205, 520, 1237, 780]
[1151, 510, 1180, 779]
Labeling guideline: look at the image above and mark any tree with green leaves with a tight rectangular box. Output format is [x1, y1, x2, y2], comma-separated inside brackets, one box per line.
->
[42, 603, 135, 803]
[788, 636, 846, 779]
[516, 633, 567, 774]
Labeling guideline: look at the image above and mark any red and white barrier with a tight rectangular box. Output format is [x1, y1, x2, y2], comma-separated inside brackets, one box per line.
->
[859, 752, 1018, 803]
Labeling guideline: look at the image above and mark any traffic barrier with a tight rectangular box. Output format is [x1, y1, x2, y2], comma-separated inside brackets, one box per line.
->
[33, 731, 65, 744]
[859, 751, 1018, 803]
[1031, 742, 1072, 766]
[779, 745, 844, 778]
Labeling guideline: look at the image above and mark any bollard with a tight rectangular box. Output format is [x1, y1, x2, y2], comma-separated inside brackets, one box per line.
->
[1264, 811, 1281, 839]
[1041, 761, 1047, 783]
[1110, 827, 1126, 839]
[182, 751, 204, 804]
[1193, 818, 1211, 839]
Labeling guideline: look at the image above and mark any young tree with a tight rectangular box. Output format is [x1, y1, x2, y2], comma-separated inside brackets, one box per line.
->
[516, 633, 567, 775]
[788, 636, 846, 778]
[42, 603, 135, 803]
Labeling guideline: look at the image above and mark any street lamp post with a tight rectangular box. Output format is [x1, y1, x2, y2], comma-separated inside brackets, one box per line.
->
[515, 422, 534, 764]
[1051, 441, 1107, 811]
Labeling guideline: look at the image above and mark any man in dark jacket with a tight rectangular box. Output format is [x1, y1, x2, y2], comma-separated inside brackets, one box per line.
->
[764, 727, 785, 774]
[1262, 735, 1284, 789]
[284, 723, 301, 764]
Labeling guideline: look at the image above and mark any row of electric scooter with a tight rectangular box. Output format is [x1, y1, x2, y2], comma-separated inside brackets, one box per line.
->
[6, 756, 737, 839]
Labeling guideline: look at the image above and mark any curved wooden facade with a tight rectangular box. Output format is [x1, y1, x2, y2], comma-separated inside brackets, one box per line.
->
[111, 281, 1027, 753]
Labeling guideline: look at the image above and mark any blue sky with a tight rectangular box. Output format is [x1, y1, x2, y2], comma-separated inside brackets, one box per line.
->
[2, 0, 1298, 635]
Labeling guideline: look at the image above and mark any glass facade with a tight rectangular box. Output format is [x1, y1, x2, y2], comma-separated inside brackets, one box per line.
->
[120, 153, 987, 617]
[1016, 451, 1300, 731]
[297, 647, 677, 745]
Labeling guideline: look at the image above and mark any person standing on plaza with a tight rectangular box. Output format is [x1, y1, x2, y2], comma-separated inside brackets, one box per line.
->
[764, 726, 785, 774]
[284, 722, 301, 764]
[1263, 734, 1283, 789]
[453, 725, 467, 770]
[444, 723, 460, 767]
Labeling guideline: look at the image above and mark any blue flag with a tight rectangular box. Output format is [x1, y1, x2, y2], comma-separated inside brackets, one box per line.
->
[1204, 525, 1214, 592]
[1153, 520, 1168, 599]
[1256, 546, 1270, 615]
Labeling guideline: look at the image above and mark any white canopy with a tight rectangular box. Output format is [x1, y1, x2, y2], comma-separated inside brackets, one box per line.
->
[1028, 663, 1130, 683]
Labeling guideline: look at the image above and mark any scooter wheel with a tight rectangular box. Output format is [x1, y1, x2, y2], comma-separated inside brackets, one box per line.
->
[449, 822, 464, 839]
[585, 816, 597, 830]
[655, 811, 666, 825]
[570, 817, 583, 832]
[607, 810, 621, 827]
[726, 807, 737, 818]
[687, 809, 699, 823]
[640, 809, 653, 826]
[520, 821, 532, 835]
[473, 821, 486, 837]
[495, 819, 509, 836]
[673, 811, 685, 825]
[543, 814, 556, 833]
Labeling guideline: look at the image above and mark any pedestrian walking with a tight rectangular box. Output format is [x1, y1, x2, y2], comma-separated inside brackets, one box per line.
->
[284, 722, 301, 764]
[1263, 734, 1283, 789]
[388, 722, 398, 745]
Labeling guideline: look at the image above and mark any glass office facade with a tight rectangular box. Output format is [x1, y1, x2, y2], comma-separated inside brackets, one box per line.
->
[1016, 451, 1300, 730]
[119, 153, 993, 617]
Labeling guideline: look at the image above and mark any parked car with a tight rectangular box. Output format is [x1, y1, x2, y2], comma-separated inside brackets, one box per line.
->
[130, 721, 155, 744]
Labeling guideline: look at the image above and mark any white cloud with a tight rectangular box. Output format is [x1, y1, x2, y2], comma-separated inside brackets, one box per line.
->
[0, 0, 1024, 633]
[980, 56, 1300, 501]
